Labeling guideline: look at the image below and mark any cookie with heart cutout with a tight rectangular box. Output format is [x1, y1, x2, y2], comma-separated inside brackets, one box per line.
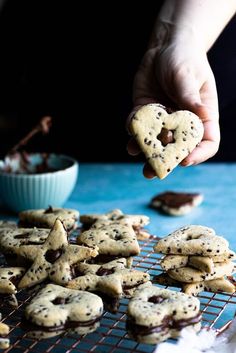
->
[154, 225, 229, 256]
[130, 104, 204, 179]
[126, 284, 201, 344]
[24, 283, 103, 339]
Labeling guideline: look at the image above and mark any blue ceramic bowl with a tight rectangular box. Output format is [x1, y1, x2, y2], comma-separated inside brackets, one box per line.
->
[0, 153, 78, 213]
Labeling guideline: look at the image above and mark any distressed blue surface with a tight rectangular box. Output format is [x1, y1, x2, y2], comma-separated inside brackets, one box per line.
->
[0, 162, 236, 351]
[67, 163, 236, 250]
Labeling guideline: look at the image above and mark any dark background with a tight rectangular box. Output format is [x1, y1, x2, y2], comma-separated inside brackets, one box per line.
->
[0, 0, 235, 162]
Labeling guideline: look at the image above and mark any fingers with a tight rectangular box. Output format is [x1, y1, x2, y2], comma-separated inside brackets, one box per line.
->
[181, 79, 220, 165]
[143, 163, 156, 179]
[127, 138, 141, 156]
[181, 119, 220, 166]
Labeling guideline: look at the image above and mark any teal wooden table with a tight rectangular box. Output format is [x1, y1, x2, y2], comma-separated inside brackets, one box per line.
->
[1, 163, 236, 352]
[69, 162, 236, 252]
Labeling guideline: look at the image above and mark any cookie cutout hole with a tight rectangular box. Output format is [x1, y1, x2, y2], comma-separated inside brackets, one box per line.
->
[45, 249, 63, 263]
[14, 233, 30, 239]
[52, 297, 66, 305]
[96, 268, 115, 276]
[148, 296, 164, 304]
[157, 128, 175, 147]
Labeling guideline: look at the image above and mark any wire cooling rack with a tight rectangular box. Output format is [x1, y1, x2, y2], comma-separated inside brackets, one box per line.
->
[1, 236, 236, 353]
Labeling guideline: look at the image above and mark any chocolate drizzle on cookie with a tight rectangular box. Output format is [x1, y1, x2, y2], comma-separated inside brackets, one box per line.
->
[126, 312, 202, 338]
[22, 315, 102, 333]
[151, 191, 200, 209]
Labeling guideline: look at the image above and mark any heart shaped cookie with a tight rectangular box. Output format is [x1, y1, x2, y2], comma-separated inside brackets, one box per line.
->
[126, 284, 201, 344]
[130, 104, 204, 179]
[24, 284, 103, 339]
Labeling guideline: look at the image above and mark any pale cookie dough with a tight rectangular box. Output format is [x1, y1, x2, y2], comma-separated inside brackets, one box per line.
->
[161, 251, 236, 272]
[80, 209, 150, 240]
[161, 255, 214, 273]
[0, 220, 17, 229]
[130, 104, 204, 179]
[154, 225, 229, 256]
[0, 267, 25, 294]
[154, 273, 235, 295]
[67, 258, 150, 298]
[0, 320, 10, 349]
[78, 220, 140, 257]
[168, 261, 235, 283]
[188, 256, 214, 273]
[24, 283, 103, 339]
[0, 227, 50, 255]
[0, 267, 24, 308]
[183, 277, 235, 295]
[160, 255, 189, 271]
[150, 191, 203, 216]
[126, 285, 201, 344]
[19, 207, 79, 231]
[17, 220, 98, 289]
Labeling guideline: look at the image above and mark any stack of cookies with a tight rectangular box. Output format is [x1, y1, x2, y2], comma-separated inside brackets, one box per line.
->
[154, 225, 236, 295]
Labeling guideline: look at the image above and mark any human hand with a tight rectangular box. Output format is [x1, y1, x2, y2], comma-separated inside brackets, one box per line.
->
[127, 31, 220, 178]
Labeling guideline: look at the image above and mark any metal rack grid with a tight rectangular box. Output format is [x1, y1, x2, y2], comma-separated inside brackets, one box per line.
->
[1, 236, 236, 353]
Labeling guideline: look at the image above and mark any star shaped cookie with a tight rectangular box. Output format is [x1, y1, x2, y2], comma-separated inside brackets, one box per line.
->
[17, 219, 98, 288]
[67, 258, 150, 297]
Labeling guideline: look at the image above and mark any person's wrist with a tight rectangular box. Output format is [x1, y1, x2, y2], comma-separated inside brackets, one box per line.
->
[149, 19, 206, 54]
